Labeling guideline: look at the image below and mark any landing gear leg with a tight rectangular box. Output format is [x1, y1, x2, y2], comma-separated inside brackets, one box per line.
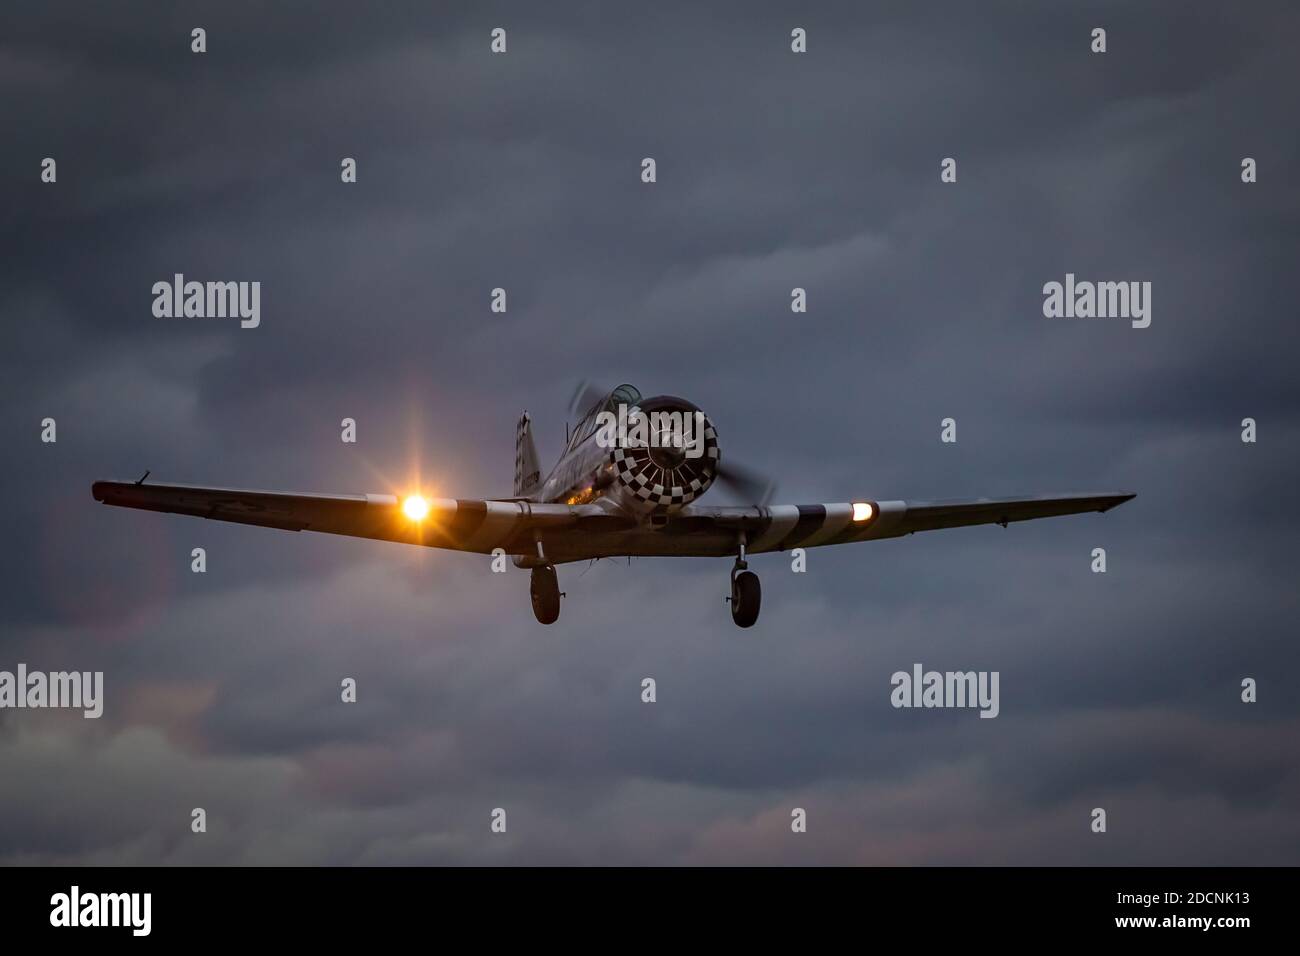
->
[727, 533, 761, 628]
[530, 536, 562, 625]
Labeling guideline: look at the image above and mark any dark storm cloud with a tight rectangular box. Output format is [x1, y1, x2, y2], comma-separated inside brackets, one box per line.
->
[2, 0, 1298, 863]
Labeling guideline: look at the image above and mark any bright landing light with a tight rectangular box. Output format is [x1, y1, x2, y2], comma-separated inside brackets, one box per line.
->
[402, 495, 430, 521]
[852, 501, 874, 522]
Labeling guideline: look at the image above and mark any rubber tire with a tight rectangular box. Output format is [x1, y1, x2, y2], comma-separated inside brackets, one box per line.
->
[730, 570, 761, 628]
[530, 565, 561, 625]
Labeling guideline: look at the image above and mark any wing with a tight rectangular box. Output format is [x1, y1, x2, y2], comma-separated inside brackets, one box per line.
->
[681, 492, 1136, 555]
[515, 492, 1134, 561]
[90, 480, 631, 555]
[92, 480, 1133, 563]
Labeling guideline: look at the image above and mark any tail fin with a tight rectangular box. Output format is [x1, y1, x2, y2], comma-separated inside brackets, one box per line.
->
[514, 410, 542, 497]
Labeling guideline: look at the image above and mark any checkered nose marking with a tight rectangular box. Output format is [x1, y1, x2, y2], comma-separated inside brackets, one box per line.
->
[609, 404, 719, 510]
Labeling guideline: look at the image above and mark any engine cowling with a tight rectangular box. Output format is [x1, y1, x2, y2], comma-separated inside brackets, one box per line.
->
[607, 395, 719, 513]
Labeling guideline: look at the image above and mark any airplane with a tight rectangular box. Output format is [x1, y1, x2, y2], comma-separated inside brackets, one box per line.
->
[91, 383, 1135, 627]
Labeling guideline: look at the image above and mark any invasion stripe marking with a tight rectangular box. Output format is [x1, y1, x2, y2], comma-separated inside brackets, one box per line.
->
[446, 498, 489, 544]
[750, 504, 800, 552]
[823, 499, 906, 545]
[464, 500, 523, 551]
[777, 504, 827, 550]
[797, 503, 854, 546]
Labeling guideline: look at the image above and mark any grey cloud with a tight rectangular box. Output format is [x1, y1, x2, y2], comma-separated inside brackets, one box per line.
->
[1, 0, 1297, 864]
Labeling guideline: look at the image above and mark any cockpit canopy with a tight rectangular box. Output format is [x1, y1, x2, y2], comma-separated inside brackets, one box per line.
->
[568, 383, 641, 449]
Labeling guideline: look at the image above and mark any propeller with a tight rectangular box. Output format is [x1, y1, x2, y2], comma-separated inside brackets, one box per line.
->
[715, 456, 778, 508]
[568, 379, 609, 419]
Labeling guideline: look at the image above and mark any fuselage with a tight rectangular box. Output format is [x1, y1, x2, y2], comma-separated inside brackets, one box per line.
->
[538, 417, 619, 506]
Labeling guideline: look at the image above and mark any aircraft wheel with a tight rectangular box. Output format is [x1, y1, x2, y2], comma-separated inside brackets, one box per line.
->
[730, 570, 761, 628]
[530, 564, 561, 625]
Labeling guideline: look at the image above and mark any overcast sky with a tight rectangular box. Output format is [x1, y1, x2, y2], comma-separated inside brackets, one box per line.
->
[2, 0, 1298, 864]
